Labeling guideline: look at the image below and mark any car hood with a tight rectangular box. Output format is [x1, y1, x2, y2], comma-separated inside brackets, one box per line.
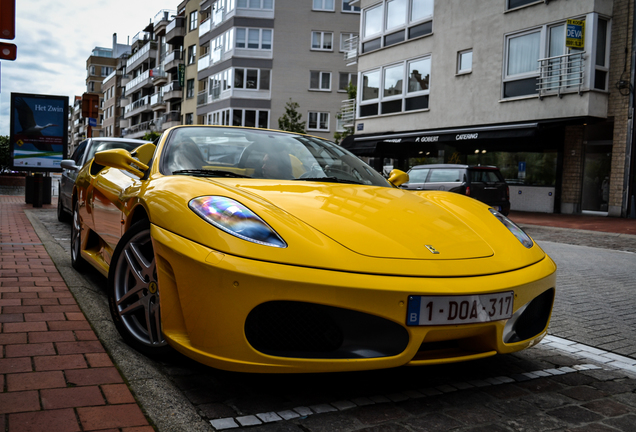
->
[236, 182, 493, 260]
[145, 177, 546, 277]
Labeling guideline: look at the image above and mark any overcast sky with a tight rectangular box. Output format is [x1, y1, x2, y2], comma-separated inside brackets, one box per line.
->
[0, 0, 177, 136]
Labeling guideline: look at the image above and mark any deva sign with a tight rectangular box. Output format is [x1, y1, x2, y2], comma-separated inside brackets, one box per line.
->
[566, 19, 585, 49]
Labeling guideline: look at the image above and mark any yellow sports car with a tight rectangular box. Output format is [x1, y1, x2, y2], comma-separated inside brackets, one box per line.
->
[71, 125, 556, 373]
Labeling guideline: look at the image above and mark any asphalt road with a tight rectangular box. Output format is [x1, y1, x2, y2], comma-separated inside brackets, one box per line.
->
[27, 209, 636, 431]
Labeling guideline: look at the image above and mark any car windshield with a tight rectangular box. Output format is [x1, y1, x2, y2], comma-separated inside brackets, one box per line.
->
[87, 140, 146, 162]
[162, 126, 390, 187]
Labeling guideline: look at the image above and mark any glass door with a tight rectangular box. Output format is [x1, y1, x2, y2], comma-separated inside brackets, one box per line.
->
[581, 144, 612, 214]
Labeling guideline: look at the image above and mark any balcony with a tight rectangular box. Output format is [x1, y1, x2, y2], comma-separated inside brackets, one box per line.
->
[213, 6, 225, 26]
[124, 120, 154, 139]
[198, 53, 210, 72]
[132, 31, 150, 47]
[537, 51, 585, 99]
[199, 18, 211, 37]
[127, 41, 158, 72]
[160, 110, 182, 130]
[343, 35, 358, 66]
[151, 92, 166, 109]
[125, 70, 153, 94]
[164, 50, 182, 72]
[197, 90, 208, 106]
[166, 16, 186, 45]
[119, 118, 130, 129]
[339, 99, 356, 128]
[154, 9, 175, 28]
[124, 95, 151, 118]
[151, 67, 169, 85]
[162, 81, 183, 101]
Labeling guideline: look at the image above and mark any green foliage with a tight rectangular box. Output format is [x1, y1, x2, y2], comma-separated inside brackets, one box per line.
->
[0, 136, 10, 170]
[142, 131, 162, 142]
[278, 99, 306, 134]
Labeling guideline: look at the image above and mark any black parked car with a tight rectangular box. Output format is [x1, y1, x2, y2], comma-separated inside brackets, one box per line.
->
[401, 164, 510, 215]
[57, 138, 151, 222]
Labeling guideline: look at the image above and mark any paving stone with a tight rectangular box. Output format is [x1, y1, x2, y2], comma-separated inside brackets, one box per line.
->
[602, 414, 636, 432]
[401, 413, 463, 431]
[100, 384, 136, 405]
[77, 404, 148, 430]
[65, 367, 124, 386]
[353, 403, 408, 425]
[235, 415, 262, 426]
[210, 418, 239, 430]
[34, 354, 87, 371]
[0, 357, 32, 374]
[8, 408, 80, 432]
[559, 386, 609, 401]
[6, 370, 66, 391]
[0, 391, 40, 414]
[582, 399, 633, 417]
[546, 405, 604, 425]
[41, 386, 106, 409]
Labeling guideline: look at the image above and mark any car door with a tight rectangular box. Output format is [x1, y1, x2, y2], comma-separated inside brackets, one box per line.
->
[60, 139, 89, 212]
[86, 166, 138, 264]
[401, 168, 429, 190]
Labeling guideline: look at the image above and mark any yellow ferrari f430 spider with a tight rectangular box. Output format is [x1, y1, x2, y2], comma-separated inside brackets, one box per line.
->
[70, 125, 556, 373]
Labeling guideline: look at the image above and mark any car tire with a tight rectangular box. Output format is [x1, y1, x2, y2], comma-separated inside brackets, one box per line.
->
[108, 220, 170, 356]
[71, 201, 88, 272]
[57, 193, 70, 223]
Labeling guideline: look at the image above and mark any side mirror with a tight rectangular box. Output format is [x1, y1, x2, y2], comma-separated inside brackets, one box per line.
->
[60, 159, 79, 171]
[388, 169, 409, 187]
[130, 143, 156, 166]
[94, 149, 149, 178]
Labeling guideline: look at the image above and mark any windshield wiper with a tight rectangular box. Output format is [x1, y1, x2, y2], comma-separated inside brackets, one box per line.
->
[172, 169, 252, 178]
[294, 176, 363, 185]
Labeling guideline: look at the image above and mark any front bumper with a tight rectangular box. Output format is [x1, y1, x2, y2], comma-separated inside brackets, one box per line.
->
[151, 225, 556, 373]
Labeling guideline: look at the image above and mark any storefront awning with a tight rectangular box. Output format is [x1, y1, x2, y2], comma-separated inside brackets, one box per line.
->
[341, 122, 539, 157]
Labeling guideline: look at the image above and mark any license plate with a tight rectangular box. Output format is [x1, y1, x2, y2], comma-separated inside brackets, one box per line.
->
[406, 292, 514, 326]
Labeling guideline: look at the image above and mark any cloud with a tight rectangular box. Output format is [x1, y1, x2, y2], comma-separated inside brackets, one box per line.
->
[0, 0, 176, 136]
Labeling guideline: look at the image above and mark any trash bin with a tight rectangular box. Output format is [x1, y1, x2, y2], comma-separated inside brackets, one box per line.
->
[25, 174, 52, 206]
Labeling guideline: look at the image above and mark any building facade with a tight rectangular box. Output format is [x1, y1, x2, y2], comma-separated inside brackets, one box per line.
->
[194, 0, 360, 139]
[343, 0, 635, 217]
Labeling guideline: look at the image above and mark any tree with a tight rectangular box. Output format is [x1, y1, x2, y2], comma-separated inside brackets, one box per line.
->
[333, 82, 357, 144]
[0, 136, 10, 171]
[142, 131, 162, 142]
[278, 99, 306, 133]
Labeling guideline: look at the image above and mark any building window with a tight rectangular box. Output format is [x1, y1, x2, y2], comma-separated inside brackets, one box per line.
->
[339, 72, 358, 91]
[235, 28, 273, 50]
[101, 67, 113, 77]
[311, 31, 333, 51]
[187, 45, 197, 64]
[237, 0, 274, 9]
[457, 49, 472, 74]
[189, 10, 198, 31]
[308, 112, 330, 131]
[362, 0, 433, 53]
[88, 81, 95, 92]
[506, 0, 539, 10]
[234, 68, 270, 90]
[186, 79, 195, 98]
[359, 55, 430, 117]
[232, 109, 269, 128]
[342, 0, 360, 13]
[340, 32, 358, 51]
[594, 17, 610, 90]
[185, 113, 194, 125]
[313, 0, 334, 11]
[89, 66, 96, 76]
[310, 71, 331, 91]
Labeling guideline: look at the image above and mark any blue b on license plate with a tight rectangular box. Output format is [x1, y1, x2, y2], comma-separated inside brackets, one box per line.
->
[406, 292, 514, 326]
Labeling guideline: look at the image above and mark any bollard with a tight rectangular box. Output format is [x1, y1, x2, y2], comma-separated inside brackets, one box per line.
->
[32, 173, 43, 208]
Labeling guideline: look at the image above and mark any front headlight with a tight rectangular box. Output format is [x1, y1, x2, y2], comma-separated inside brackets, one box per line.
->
[489, 208, 533, 248]
[189, 196, 287, 248]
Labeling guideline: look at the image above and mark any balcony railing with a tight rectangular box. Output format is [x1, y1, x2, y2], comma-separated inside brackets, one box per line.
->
[164, 49, 182, 64]
[213, 7, 225, 25]
[197, 90, 208, 106]
[154, 9, 175, 26]
[537, 51, 586, 99]
[198, 53, 210, 72]
[199, 17, 211, 37]
[340, 98, 356, 127]
[125, 120, 154, 135]
[125, 70, 151, 93]
[151, 93, 164, 106]
[162, 81, 182, 93]
[126, 42, 157, 69]
[212, 46, 223, 64]
[151, 67, 168, 81]
[124, 95, 150, 114]
[161, 111, 182, 124]
[132, 31, 150, 45]
[343, 35, 359, 65]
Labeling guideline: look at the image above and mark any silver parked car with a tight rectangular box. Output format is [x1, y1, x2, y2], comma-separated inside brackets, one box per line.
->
[401, 164, 511, 215]
[57, 138, 151, 222]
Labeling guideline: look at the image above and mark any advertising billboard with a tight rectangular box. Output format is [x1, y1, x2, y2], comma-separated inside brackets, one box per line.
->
[10, 92, 69, 172]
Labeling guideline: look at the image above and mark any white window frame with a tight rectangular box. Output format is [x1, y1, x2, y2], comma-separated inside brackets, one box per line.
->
[233, 67, 270, 90]
[310, 71, 332, 91]
[187, 44, 197, 65]
[189, 10, 198, 31]
[235, 28, 273, 50]
[506, 0, 541, 11]
[359, 55, 431, 115]
[237, 0, 274, 9]
[592, 15, 611, 91]
[313, 0, 335, 11]
[503, 28, 542, 82]
[231, 108, 269, 128]
[307, 111, 330, 131]
[338, 72, 357, 91]
[457, 49, 473, 74]
[361, 0, 434, 49]
[340, 32, 358, 52]
[311, 31, 334, 51]
[342, 0, 360, 13]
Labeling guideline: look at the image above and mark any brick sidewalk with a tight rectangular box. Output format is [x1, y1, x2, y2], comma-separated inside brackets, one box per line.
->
[1, 196, 153, 432]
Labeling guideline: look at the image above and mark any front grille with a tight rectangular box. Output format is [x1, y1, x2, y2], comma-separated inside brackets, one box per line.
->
[245, 301, 409, 359]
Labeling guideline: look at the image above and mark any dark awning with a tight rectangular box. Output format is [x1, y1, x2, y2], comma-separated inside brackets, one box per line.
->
[341, 122, 539, 157]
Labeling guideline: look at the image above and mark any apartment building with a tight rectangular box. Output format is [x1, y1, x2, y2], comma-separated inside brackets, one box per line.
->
[102, 34, 133, 139]
[342, 0, 635, 217]
[194, 0, 360, 139]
